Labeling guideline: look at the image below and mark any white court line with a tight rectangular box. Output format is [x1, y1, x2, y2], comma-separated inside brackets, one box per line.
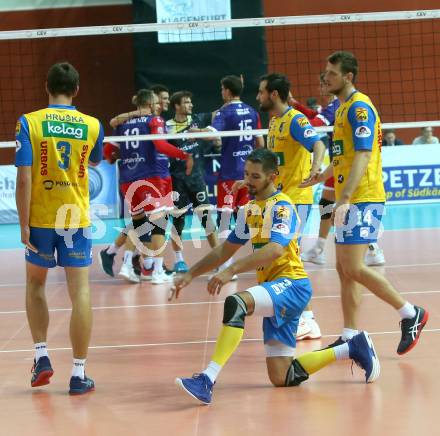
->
[0, 289, 439, 316]
[1, 261, 440, 289]
[0, 328, 439, 354]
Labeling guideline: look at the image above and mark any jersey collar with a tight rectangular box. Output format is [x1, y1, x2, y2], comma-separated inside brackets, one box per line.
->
[345, 90, 358, 102]
[48, 104, 76, 109]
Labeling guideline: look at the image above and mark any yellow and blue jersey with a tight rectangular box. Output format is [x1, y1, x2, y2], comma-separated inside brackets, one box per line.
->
[267, 107, 320, 204]
[332, 91, 386, 203]
[227, 191, 308, 283]
[15, 104, 104, 229]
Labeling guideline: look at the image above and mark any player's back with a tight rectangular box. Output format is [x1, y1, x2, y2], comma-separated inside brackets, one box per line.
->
[19, 105, 102, 229]
[116, 115, 158, 183]
[212, 101, 261, 181]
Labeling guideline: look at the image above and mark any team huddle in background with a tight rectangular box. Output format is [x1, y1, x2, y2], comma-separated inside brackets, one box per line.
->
[14, 50, 428, 401]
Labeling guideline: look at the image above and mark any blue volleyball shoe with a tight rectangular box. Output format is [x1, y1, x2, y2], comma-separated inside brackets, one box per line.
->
[348, 331, 380, 383]
[175, 373, 214, 404]
[69, 375, 95, 395]
[31, 356, 54, 387]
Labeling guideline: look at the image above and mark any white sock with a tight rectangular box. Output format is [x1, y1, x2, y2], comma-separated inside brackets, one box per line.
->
[398, 302, 416, 319]
[153, 257, 164, 272]
[333, 343, 350, 360]
[144, 257, 153, 269]
[106, 243, 118, 255]
[35, 342, 48, 361]
[302, 310, 314, 320]
[316, 237, 326, 250]
[341, 328, 358, 341]
[123, 250, 133, 265]
[203, 361, 222, 383]
[175, 251, 184, 263]
[72, 358, 86, 379]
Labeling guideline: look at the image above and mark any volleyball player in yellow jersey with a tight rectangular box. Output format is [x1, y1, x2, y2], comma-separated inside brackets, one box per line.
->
[171, 148, 379, 405]
[304, 51, 428, 353]
[15, 62, 103, 394]
[257, 73, 326, 340]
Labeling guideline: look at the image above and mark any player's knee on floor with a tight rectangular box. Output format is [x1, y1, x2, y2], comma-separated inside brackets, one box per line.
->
[132, 214, 151, 243]
[319, 198, 334, 220]
[222, 294, 247, 329]
[285, 359, 309, 387]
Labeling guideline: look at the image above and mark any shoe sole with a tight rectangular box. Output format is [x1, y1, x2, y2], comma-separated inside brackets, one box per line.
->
[175, 378, 210, 405]
[98, 252, 114, 277]
[31, 369, 54, 387]
[297, 333, 322, 341]
[397, 310, 429, 355]
[301, 257, 326, 265]
[118, 271, 140, 284]
[69, 386, 95, 395]
[363, 332, 380, 383]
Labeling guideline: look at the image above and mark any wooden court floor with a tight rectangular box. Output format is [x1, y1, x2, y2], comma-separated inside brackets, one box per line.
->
[0, 228, 439, 436]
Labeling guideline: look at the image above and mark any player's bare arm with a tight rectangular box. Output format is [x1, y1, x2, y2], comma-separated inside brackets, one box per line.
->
[299, 163, 333, 188]
[109, 108, 151, 129]
[171, 241, 240, 299]
[207, 242, 284, 295]
[15, 166, 37, 253]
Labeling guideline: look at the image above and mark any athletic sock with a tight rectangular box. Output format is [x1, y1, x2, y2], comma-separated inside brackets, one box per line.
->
[153, 257, 164, 272]
[296, 348, 336, 374]
[144, 257, 153, 269]
[333, 342, 350, 360]
[203, 361, 222, 383]
[341, 328, 359, 341]
[106, 243, 118, 255]
[72, 358, 86, 379]
[35, 342, 49, 362]
[398, 302, 417, 319]
[174, 251, 184, 263]
[123, 250, 133, 265]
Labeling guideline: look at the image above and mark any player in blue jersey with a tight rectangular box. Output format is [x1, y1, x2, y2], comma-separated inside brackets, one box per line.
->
[15, 62, 103, 394]
[102, 89, 193, 284]
[193, 75, 264, 276]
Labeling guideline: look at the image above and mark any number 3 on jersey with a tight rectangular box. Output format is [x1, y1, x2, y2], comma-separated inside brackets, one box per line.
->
[57, 141, 71, 170]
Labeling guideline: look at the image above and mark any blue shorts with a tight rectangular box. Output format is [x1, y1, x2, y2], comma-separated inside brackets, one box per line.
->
[335, 202, 385, 245]
[261, 277, 312, 348]
[26, 227, 93, 268]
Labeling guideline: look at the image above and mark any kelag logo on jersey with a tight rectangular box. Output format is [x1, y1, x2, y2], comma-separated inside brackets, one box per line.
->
[42, 121, 88, 140]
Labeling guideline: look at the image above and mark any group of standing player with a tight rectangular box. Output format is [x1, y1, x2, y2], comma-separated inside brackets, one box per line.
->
[14, 51, 428, 399]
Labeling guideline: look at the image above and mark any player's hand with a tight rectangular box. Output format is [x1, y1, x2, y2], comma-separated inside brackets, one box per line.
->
[168, 272, 193, 301]
[185, 154, 194, 175]
[299, 170, 322, 188]
[207, 268, 233, 295]
[20, 225, 38, 253]
[333, 201, 350, 227]
[287, 92, 297, 106]
[231, 180, 245, 194]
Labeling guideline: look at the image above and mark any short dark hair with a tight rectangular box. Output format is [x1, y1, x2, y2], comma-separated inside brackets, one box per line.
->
[246, 148, 278, 174]
[133, 89, 155, 107]
[150, 84, 169, 95]
[170, 90, 193, 110]
[46, 62, 79, 97]
[221, 75, 243, 97]
[327, 51, 359, 82]
[259, 73, 290, 102]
